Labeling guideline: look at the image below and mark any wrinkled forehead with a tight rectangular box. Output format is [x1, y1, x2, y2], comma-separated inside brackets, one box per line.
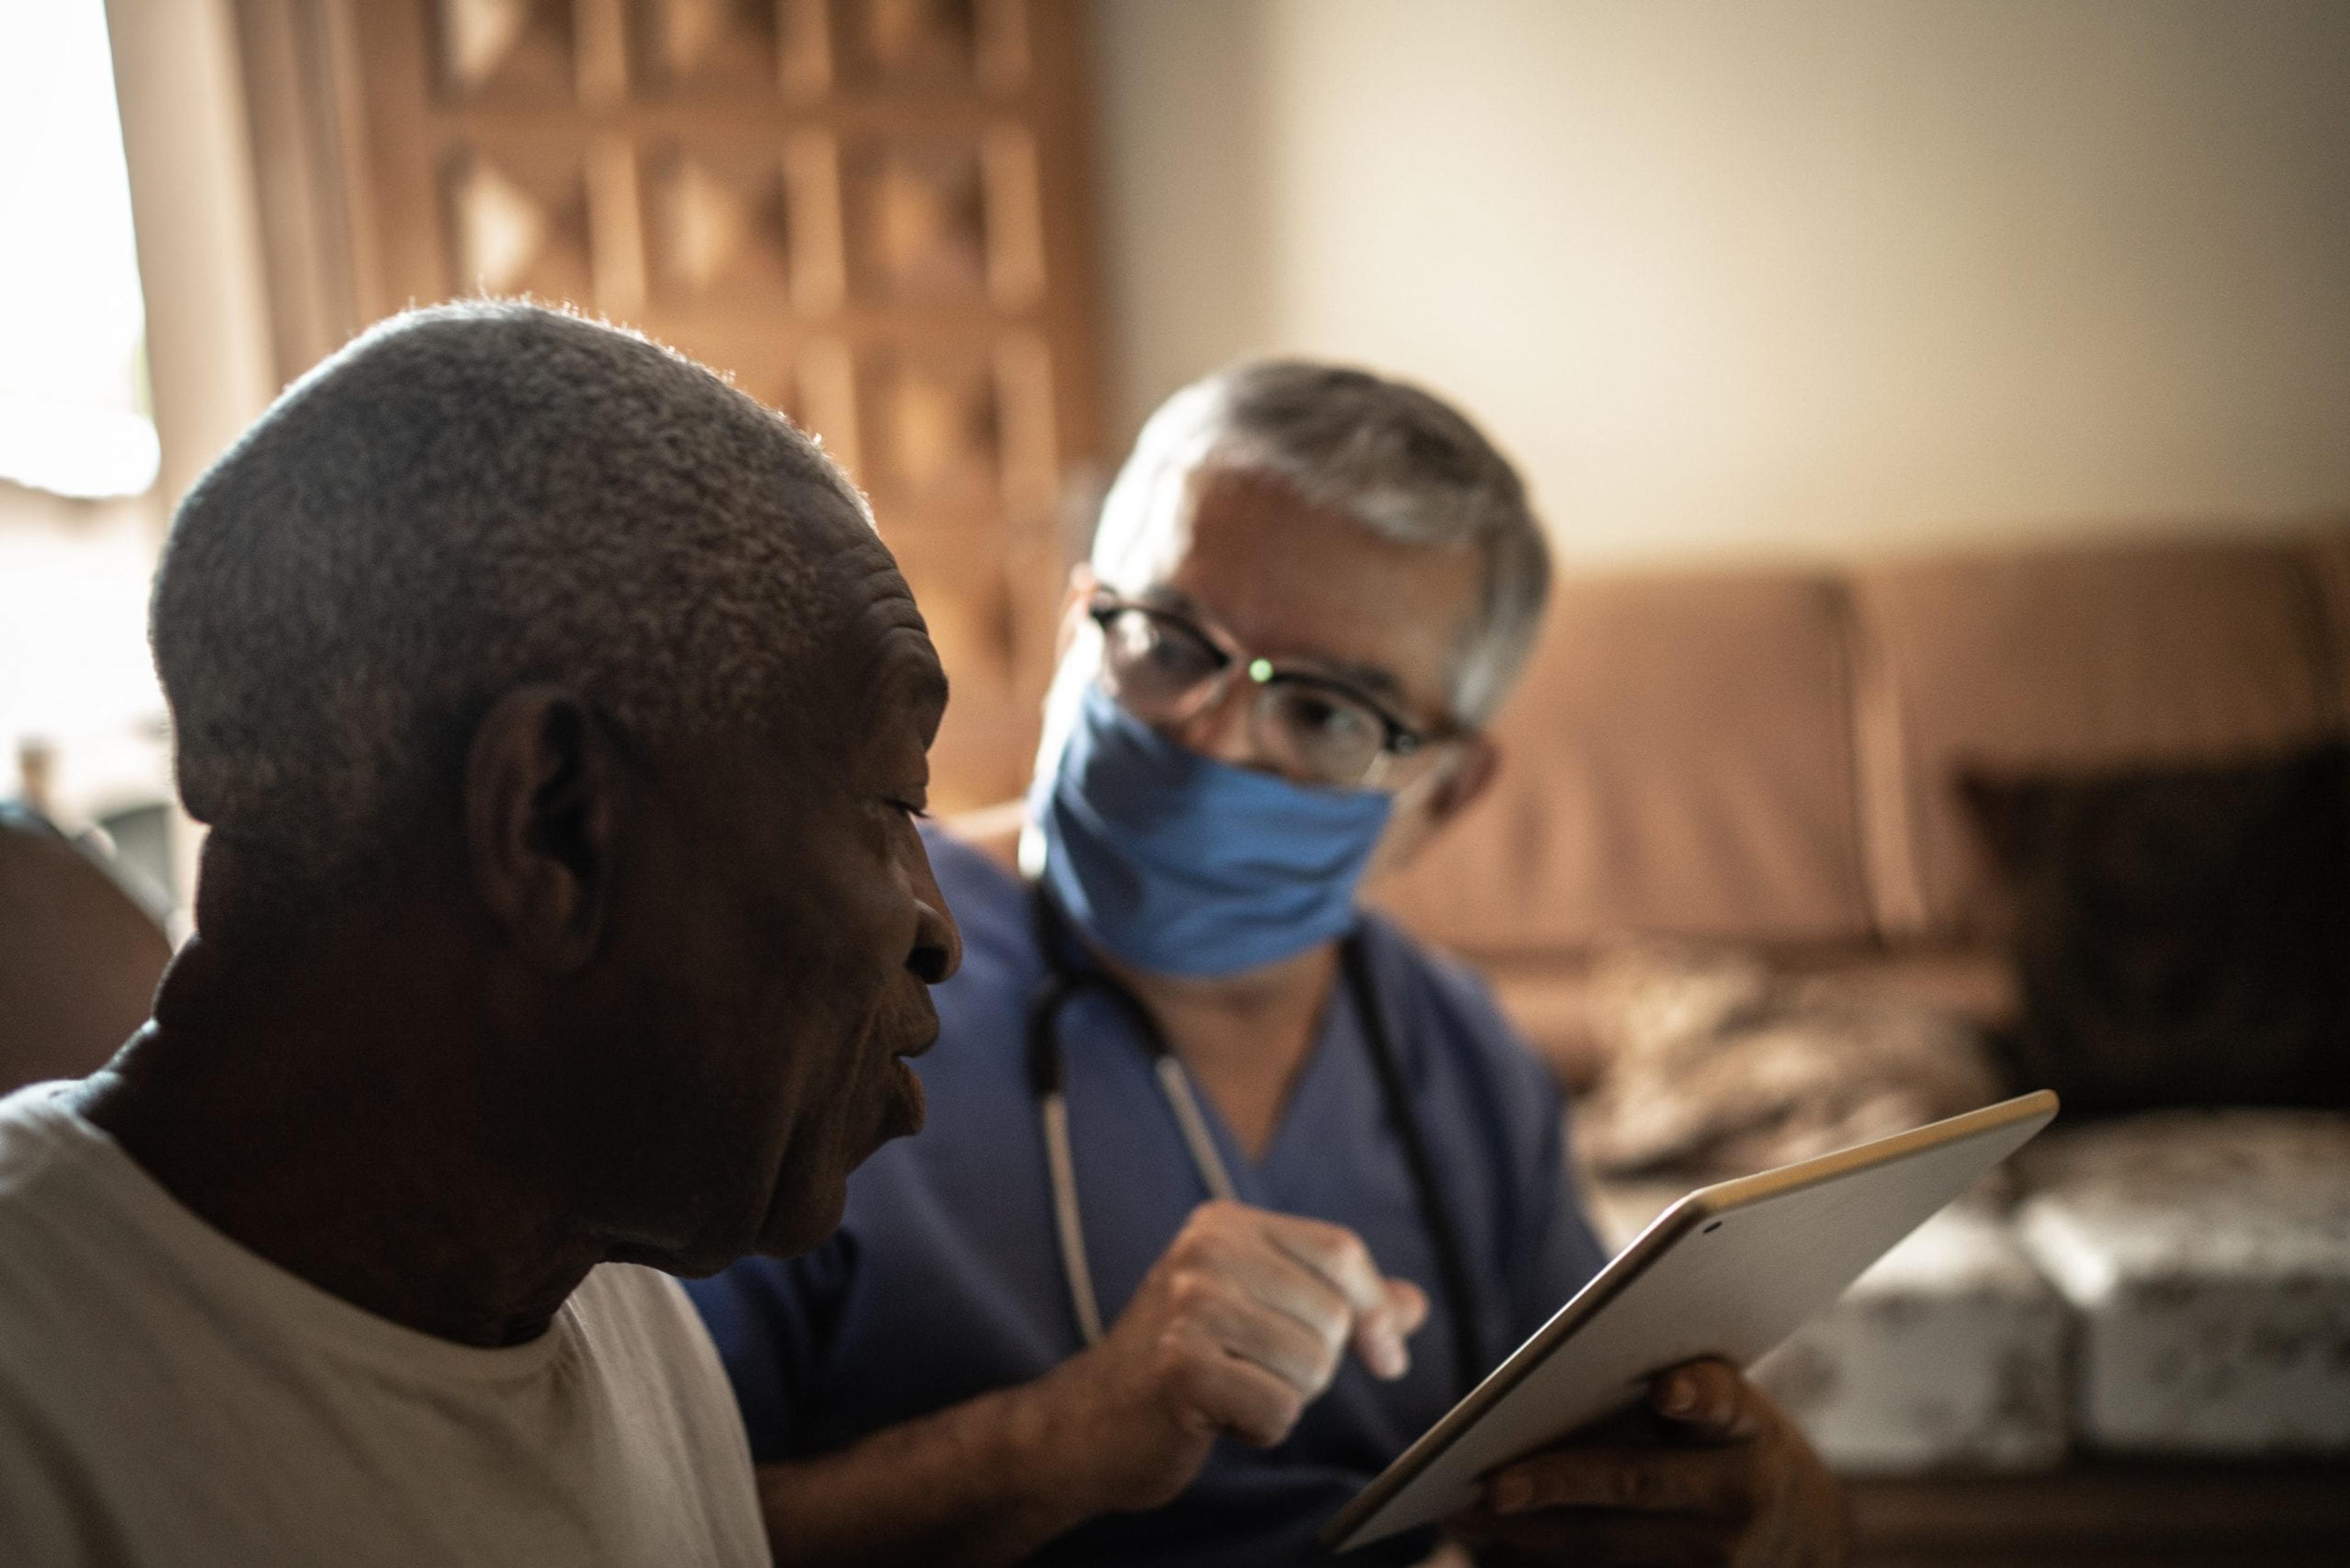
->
[812, 533, 947, 734]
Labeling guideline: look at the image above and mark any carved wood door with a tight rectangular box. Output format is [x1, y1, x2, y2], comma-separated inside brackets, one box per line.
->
[234, 0, 1102, 808]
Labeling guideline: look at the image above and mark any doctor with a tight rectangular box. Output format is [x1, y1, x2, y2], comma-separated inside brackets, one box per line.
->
[687, 363, 1845, 1566]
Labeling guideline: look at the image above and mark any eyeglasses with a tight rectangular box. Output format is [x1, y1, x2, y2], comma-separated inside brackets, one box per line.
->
[1086, 590, 1455, 790]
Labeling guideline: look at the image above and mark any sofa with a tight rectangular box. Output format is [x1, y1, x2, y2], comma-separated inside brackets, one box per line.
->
[0, 807, 172, 1096]
[1371, 522, 2350, 1564]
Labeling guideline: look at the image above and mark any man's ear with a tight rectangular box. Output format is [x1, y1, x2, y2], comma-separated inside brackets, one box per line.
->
[1051, 562, 1098, 662]
[464, 685, 625, 973]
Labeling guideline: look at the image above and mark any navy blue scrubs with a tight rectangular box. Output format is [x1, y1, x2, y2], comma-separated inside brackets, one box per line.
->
[687, 829, 1608, 1564]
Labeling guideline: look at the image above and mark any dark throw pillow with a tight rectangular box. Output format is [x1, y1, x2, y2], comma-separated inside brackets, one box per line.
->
[1960, 741, 2350, 1114]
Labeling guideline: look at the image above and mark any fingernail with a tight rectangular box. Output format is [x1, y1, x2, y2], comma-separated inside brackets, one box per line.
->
[1490, 1474, 1535, 1514]
[1660, 1375, 1698, 1416]
[1375, 1334, 1407, 1379]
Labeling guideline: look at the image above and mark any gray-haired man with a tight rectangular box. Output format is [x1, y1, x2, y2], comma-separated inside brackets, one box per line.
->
[688, 363, 1846, 1565]
[0, 302, 961, 1566]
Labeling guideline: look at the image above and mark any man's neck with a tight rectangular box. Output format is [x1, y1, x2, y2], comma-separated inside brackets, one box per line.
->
[1104, 943, 1341, 1162]
[72, 935, 602, 1349]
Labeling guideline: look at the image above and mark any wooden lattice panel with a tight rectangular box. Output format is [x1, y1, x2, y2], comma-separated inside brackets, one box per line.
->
[840, 135, 988, 301]
[442, 140, 597, 299]
[640, 140, 795, 299]
[258, 0, 1103, 808]
[830, 0, 993, 92]
[632, 0, 780, 95]
[435, 0, 578, 102]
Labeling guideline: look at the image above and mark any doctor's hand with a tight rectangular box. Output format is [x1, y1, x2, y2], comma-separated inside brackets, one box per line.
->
[1446, 1358, 1847, 1567]
[1036, 1200, 1427, 1515]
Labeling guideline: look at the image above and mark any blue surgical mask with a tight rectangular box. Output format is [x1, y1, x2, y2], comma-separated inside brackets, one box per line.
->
[1031, 684, 1393, 977]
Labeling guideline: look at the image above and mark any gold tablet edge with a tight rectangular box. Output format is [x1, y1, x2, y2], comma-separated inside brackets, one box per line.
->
[1315, 1088, 2061, 1552]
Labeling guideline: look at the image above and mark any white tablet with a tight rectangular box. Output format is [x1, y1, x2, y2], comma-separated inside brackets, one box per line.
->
[1319, 1089, 2060, 1552]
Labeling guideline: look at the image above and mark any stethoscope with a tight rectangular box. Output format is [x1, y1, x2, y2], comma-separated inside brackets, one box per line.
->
[1024, 887, 1485, 1394]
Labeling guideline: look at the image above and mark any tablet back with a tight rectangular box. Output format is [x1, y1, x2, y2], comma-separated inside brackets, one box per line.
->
[1326, 1091, 2058, 1550]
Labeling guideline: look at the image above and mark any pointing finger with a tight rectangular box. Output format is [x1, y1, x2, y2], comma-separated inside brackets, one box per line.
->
[1345, 1277, 1429, 1380]
[1261, 1212, 1391, 1320]
[1259, 1213, 1416, 1380]
[1385, 1277, 1430, 1337]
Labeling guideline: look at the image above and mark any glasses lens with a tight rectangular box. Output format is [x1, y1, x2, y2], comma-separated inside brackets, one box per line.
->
[1252, 681, 1387, 787]
[1099, 608, 1224, 714]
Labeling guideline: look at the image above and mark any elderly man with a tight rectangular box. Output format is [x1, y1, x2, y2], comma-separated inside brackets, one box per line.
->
[687, 364, 1846, 1565]
[0, 304, 961, 1566]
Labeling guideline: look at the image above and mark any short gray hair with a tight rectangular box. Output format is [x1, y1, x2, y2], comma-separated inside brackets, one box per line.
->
[1090, 360, 1549, 725]
[152, 301, 876, 895]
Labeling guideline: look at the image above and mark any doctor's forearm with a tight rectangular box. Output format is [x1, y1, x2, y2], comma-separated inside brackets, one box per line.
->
[750, 1378, 1100, 1568]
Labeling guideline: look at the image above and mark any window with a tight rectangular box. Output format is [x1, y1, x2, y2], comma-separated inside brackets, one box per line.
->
[0, 0, 158, 499]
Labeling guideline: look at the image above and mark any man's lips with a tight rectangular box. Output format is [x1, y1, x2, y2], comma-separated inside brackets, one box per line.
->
[894, 1007, 941, 1060]
[882, 1055, 928, 1137]
[875, 1007, 938, 1140]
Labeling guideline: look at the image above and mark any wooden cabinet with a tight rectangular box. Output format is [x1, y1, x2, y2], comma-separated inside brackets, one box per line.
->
[233, 0, 1104, 807]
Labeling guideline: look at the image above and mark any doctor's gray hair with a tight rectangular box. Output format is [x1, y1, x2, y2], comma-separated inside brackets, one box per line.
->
[1089, 360, 1550, 726]
[152, 300, 877, 905]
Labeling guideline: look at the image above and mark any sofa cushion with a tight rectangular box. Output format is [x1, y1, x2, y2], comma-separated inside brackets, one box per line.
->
[2014, 1110, 2350, 1454]
[2304, 525, 2350, 725]
[1755, 1204, 2070, 1474]
[1485, 945, 2016, 1093]
[0, 812, 171, 1096]
[1962, 743, 2350, 1112]
[1570, 938, 2007, 1179]
[1850, 539, 2340, 938]
[1376, 568, 1871, 956]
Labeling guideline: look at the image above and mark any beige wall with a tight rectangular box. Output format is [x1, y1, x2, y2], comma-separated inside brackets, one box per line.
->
[2, 0, 270, 917]
[1092, 0, 2350, 564]
[105, 0, 278, 513]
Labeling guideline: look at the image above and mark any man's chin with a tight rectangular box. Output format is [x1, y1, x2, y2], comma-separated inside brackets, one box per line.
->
[737, 1066, 927, 1260]
[747, 1178, 852, 1260]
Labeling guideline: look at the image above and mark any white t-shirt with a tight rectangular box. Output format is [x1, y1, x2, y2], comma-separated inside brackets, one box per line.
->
[0, 1083, 769, 1567]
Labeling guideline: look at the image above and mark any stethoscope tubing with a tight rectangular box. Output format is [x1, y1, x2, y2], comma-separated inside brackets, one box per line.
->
[1024, 888, 1484, 1395]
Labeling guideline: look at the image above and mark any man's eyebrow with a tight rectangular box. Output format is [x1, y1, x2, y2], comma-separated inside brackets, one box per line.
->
[1311, 659, 1406, 703]
[892, 645, 949, 746]
[1132, 583, 1408, 703]
[911, 659, 950, 717]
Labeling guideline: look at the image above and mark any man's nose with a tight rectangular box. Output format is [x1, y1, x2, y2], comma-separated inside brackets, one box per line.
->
[1173, 681, 1261, 770]
[907, 878, 961, 986]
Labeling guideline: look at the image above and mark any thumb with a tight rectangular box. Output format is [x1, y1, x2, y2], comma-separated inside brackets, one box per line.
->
[1649, 1359, 1763, 1441]
[1349, 1278, 1428, 1382]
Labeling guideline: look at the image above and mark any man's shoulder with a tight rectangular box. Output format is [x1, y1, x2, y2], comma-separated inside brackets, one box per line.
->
[570, 1261, 728, 1356]
[0, 1078, 76, 1143]
[0, 1087, 156, 1409]
[567, 1264, 741, 1405]
[0, 1083, 100, 1226]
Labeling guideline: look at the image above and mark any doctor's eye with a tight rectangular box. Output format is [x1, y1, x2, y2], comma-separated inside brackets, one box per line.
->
[1258, 683, 1385, 783]
[1103, 610, 1220, 696]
